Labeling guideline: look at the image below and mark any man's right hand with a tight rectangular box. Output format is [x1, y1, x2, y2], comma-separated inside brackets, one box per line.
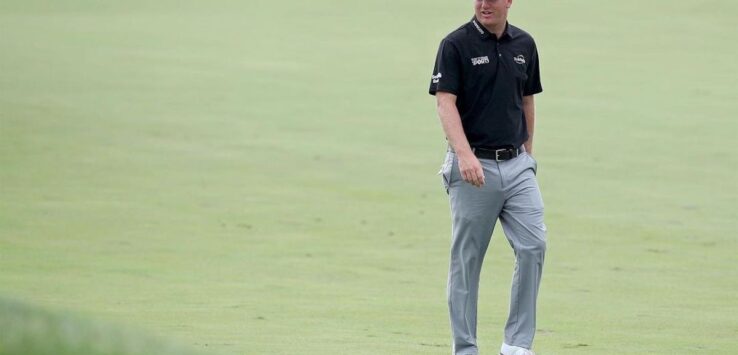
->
[457, 152, 485, 187]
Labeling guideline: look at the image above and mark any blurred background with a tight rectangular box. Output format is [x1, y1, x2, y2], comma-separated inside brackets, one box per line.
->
[1, 0, 737, 354]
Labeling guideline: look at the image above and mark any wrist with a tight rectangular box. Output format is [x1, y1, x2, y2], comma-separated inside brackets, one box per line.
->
[456, 149, 476, 160]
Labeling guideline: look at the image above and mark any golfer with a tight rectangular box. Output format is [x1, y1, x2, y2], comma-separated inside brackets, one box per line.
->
[429, 1, 545, 354]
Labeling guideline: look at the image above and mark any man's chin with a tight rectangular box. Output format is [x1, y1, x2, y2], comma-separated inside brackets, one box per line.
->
[476, 17, 497, 26]
[480, 20, 498, 28]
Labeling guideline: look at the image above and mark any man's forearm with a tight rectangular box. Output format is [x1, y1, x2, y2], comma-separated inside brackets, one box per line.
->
[436, 95, 473, 156]
[522, 95, 536, 154]
[436, 92, 485, 187]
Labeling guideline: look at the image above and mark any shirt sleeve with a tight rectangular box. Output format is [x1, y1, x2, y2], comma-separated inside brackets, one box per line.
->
[429, 38, 462, 96]
[523, 42, 543, 96]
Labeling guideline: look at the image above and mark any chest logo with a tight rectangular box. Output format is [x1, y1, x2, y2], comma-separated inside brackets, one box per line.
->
[514, 55, 526, 65]
[471, 56, 490, 66]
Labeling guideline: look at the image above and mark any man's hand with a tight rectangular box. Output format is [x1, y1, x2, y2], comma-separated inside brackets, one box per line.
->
[457, 152, 485, 187]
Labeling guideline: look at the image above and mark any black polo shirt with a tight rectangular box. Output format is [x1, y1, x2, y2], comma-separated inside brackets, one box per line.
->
[429, 18, 543, 149]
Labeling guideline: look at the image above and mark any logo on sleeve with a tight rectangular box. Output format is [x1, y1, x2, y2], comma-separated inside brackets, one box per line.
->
[471, 56, 489, 66]
[432, 73, 442, 84]
[514, 55, 526, 65]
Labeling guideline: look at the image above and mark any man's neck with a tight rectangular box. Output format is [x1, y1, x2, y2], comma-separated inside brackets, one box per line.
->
[483, 21, 507, 39]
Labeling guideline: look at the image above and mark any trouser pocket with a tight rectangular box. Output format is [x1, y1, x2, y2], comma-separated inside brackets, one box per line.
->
[437, 151, 455, 194]
[525, 152, 538, 175]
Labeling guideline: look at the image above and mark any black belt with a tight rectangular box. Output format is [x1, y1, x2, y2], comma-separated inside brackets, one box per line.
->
[473, 147, 520, 161]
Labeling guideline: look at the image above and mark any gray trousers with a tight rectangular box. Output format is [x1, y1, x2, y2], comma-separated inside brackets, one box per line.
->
[440, 149, 546, 355]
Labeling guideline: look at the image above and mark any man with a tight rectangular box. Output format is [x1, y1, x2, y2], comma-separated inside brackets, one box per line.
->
[428, 1, 546, 355]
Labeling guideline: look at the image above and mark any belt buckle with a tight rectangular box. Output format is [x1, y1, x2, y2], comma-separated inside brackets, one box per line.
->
[494, 148, 506, 161]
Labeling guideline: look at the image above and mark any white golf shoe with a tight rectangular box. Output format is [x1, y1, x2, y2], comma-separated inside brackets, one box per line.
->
[500, 343, 535, 355]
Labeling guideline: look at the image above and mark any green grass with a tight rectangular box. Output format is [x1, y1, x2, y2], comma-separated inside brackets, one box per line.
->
[0, 297, 206, 355]
[1, 0, 737, 354]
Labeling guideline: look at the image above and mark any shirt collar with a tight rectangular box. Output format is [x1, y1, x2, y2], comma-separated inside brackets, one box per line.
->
[470, 17, 515, 40]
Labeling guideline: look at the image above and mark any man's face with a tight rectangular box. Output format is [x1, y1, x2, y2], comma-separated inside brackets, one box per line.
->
[474, 0, 512, 29]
